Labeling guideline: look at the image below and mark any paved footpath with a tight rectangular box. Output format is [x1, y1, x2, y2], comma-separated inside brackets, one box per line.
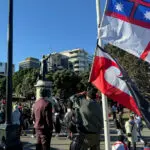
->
[21, 119, 150, 150]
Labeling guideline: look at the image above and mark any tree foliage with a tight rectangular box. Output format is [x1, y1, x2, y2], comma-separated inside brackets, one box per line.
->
[12, 69, 39, 99]
[51, 70, 80, 100]
[77, 71, 90, 92]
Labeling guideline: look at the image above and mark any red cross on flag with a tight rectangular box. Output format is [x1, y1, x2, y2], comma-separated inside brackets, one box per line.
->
[100, 0, 150, 63]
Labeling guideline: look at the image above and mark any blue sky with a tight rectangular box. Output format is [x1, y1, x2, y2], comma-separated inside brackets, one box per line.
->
[0, 0, 105, 71]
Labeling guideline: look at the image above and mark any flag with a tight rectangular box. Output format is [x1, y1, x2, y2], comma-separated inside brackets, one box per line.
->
[99, 0, 150, 63]
[89, 45, 150, 128]
[125, 77, 150, 128]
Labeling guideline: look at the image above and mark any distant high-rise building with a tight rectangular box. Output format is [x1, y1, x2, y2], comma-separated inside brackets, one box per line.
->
[87, 54, 93, 70]
[43, 48, 91, 73]
[19, 57, 40, 70]
[60, 48, 89, 73]
[46, 53, 71, 71]
[0, 62, 15, 76]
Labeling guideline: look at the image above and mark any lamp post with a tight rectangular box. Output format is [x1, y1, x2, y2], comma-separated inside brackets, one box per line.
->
[0, 0, 22, 149]
[6, 0, 13, 126]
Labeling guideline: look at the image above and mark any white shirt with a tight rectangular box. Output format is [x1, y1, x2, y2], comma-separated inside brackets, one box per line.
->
[134, 116, 141, 128]
[135, 116, 141, 124]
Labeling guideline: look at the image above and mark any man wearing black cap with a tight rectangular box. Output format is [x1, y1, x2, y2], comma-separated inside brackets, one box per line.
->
[69, 85, 103, 150]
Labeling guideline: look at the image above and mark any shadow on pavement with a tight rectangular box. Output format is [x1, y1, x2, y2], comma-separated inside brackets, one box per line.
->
[22, 142, 60, 150]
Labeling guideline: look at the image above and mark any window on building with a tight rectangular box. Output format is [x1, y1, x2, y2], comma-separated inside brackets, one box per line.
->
[74, 66, 79, 69]
[74, 60, 79, 64]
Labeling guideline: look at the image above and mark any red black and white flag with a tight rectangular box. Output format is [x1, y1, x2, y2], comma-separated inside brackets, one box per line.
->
[89, 44, 150, 128]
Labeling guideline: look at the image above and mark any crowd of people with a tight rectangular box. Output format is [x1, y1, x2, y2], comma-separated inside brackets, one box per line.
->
[110, 102, 150, 150]
[0, 86, 150, 150]
[0, 100, 32, 136]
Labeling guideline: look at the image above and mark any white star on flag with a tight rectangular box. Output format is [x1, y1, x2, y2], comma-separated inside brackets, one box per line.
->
[144, 11, 150, 20]
[115, 3, 123, 12]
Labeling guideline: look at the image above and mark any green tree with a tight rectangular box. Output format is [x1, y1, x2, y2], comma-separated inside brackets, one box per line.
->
[13, 68, 39, 99]
[52, 69, 80, 100]
[77, 71, 90, 92]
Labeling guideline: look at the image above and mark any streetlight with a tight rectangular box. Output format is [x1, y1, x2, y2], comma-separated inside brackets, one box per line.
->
[0, 0, 22, 149]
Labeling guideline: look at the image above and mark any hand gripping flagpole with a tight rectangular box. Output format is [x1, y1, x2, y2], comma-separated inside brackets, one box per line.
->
[96, 0, 111, 149]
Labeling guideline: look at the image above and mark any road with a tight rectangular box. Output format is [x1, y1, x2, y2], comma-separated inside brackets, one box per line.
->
[21, 119, 150, 150]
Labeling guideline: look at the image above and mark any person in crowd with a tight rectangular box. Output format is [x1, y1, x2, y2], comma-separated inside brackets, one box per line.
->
[64, 101, 77, 139]
[112, 135, 128, 150]
[134, 114, 144, 143]
[53, 104, 61, 137]
[12, 105, 21, 125]
[117, 103, 124, 114]
[125, 115, 138, 150]
[112, 104, 117, 120]
[59, 101, 66, 120]
[119, 104, 124, 114]
[0, 109, 3, 124]
[52, 98, 61, 137]
[144, 142, 150, 150]
[115, 119, 123, 136]
[1, 100, 6, 117]
[18, 103, 23, 111]
[0, 106, 5, 124]
[31, 102, 36, 138]
[69, 85, 103, 150]
[32, 88, 53, 150]
[21, 105, 30, 136]
[118, 111, 125, 134]
[18, 103, 27, 136]
[1, 99, 6, 105]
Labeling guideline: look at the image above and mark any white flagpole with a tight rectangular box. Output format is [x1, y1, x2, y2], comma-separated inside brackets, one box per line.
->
[96, 0, 111, 150]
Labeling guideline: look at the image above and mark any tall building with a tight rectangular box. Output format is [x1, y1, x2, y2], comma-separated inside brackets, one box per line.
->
[19, 57, 40, 70]
[60, 48, 89, 73]
[46, 53, 71, 71]
[87, 54, 94, 70]
[0, 62, 15, 76]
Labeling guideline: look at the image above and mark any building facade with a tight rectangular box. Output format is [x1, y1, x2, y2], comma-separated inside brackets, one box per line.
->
[46, 53, 71, 71]
[36, 48, 91, 73]
[19, 57, 40, 70]
[0, 62, 15, 76]
[87, 54, 93, 70]
[60, 48, 89, 73]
